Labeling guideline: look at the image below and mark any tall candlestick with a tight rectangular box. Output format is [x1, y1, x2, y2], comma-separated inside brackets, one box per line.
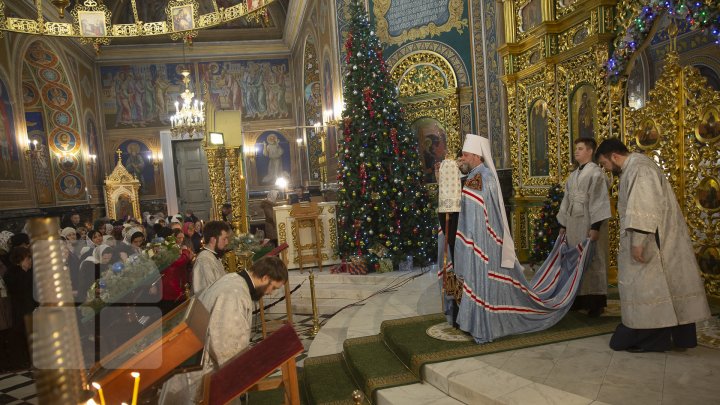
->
[130, 372, 140, 405]
[91, 382, 105, 405]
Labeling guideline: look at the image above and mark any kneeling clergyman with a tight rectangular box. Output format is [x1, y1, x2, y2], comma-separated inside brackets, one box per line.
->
[160, 256, 289, 404]
[595, 138, 711, 352]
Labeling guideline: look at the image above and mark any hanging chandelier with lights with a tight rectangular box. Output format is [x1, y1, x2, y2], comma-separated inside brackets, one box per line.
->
[0, 0, 274, 49]
[171, 69, 205, 138]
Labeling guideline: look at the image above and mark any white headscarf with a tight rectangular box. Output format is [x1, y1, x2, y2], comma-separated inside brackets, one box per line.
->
[60, 227, 77, 239]
[463, 134, 517, 268]
[0, 230, 14, 253]
[83, 244, 111, 264]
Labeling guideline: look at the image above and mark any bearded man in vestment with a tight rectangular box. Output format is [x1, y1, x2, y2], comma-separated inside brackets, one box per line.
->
[557, 137, 611, 317]
[191, 221, 230, 295]
[595, 138, 710, 352]
[160, 256, 288, 404]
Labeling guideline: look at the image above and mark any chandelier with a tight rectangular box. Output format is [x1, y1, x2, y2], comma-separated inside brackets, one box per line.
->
[0, 0, 274, 49]
[171, 69, 205, 138]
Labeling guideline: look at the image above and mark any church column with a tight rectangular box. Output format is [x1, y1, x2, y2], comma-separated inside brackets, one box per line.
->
[227, 147, 249, 234]
[205, 147, 227, 221]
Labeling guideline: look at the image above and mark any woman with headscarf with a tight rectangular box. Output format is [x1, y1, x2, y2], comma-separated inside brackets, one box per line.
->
[113, 228, 145, 263]
[182, 222, 202, 253]
[78, 244, 113, 301]
[80, 230, 104, 261]
[261, 190, 280, 246]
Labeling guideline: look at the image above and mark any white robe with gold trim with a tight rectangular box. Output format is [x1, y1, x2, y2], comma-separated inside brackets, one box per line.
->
[617, 153, 710, 329]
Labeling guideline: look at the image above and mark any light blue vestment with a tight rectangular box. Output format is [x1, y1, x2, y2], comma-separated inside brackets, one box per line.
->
[438, 164, 593, 343]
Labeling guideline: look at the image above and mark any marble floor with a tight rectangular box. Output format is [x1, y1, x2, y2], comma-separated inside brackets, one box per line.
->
[307, 268, 720, 405]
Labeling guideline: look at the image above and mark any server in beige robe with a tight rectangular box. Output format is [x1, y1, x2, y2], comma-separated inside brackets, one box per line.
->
[557, 138, 611, 317]
[191, 220, 231, 295]
[159, 256, 289, 404]
[596, 139, 711, 352]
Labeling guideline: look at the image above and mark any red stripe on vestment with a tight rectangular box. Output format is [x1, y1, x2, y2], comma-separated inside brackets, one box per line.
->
[462, 283, 549, 314]
[456, 231, 489, 263]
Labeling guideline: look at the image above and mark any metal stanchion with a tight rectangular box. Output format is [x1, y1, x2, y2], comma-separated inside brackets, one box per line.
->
[308, 270, 320, 336]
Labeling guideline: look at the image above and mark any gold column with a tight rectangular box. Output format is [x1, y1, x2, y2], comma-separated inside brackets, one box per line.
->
[28, 218, 92, 404]
[205, 146, 227, 221]
[227, 147, 249, 234]
[503, 0, 516, 44]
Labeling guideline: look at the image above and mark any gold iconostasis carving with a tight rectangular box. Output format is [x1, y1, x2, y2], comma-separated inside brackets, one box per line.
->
[500, 0, 719, 293]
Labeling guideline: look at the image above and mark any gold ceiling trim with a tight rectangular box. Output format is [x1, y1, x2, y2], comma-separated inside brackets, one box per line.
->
[0, 0, 274, 44]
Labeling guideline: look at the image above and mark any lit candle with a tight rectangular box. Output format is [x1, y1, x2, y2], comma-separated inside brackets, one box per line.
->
[91, 382, 106, 405]
[175, 101, 180, 113]
[131, 372, 140, 405]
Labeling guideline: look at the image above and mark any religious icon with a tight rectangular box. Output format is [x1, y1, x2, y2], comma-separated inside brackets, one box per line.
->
[54, 132, 76, 152]
[171, 5, 194, 32]
[698, 246, 720, 275]
[634, 119, 660, 148]
[695, 107, 720, 143]
[60, 174, 82, 197]
[570, 85, 597, 144]
[78, 11, 107, 37]
[47, 87, 69, 108]
[696, 177, 720, 211]
[520, 0, 542, 32]
[0, 78, 20, 182]
[411, 117, 448, 184]
[529, 99, 550, 176]
[115, 193, 133, 220]
[258, 133, 291, 185]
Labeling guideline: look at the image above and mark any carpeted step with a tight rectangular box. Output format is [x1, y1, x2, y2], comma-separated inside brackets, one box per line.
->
[381, 312, 621, 376]
[342, 335, 420, 403]
[303, 353, 368, 405]
[246, 368, 309, 405]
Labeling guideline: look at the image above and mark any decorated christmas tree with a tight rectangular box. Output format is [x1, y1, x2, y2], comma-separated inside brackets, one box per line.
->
[530, 184, 565, 264]
[336, 0, 436, 269]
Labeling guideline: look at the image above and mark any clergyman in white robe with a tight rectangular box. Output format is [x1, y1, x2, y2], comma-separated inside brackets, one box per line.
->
[596, 139, 710, 352]
[557, 147, 611, 316]
[192, 248, 226, 295]
[160, 272, 254, 405]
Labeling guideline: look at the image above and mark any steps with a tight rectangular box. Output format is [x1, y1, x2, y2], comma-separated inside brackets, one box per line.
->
[262, 271, 416, 316]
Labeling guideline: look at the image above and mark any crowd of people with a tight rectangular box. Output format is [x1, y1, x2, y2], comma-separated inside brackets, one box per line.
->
[0, 209, 210, 372]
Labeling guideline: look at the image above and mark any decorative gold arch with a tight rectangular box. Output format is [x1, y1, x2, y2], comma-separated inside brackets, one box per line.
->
[389, 51, 461, 158]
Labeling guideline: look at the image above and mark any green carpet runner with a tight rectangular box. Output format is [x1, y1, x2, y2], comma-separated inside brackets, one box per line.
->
[250, 311, 621, 404]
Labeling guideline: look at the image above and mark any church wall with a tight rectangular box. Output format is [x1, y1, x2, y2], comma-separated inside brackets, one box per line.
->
[290, 0, 342, 189]
[0, 31, 104, 226]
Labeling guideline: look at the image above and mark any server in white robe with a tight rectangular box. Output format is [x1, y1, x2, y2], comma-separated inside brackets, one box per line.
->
[557, 138, 611, 317]
[596, 138, 711, 352]
[160, 256, 288, 404]
[191, 220, 231, 295]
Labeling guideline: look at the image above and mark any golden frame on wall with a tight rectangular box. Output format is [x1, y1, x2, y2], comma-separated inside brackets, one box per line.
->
[104, 152, 141, 221]
[372, 0, 468, 46]
[633, 118, 661, 149]
[389, 51, 461, 165]
[696, 177, 720, 213]
[695, 106, 720, 143]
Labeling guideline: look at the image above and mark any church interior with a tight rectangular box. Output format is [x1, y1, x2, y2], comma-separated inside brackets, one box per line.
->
[0, 0, 719, 404]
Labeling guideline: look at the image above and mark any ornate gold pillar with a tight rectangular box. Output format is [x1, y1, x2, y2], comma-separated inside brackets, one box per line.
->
[227, 147, 249, 234]
[205, 146, 227, 221]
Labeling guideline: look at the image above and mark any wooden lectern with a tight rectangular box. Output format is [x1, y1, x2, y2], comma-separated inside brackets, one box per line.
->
[88, 298, 209, 405]
[201, 323, 304, 405]
[289, 202, 323, 273]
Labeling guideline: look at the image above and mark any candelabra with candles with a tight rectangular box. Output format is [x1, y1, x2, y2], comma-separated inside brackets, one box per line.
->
[170, 69, 205, 138]
[24, 139, 40, 161]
